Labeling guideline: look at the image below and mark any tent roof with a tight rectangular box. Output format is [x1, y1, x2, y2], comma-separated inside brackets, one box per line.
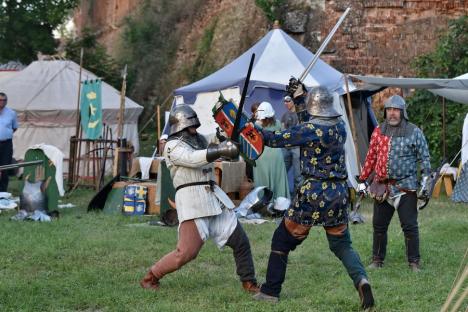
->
[0, 61, 25, 71]
[0, 70, 18, 83]
[0, 60, 143, 112]
[350, 74, 468, 104]
[175, 29, 351, 104]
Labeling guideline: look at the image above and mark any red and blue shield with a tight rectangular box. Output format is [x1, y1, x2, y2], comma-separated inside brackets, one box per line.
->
[213, 101, 263, 160]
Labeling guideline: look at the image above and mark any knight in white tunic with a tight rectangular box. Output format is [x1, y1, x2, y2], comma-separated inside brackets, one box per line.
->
[140, 105, 259, 293]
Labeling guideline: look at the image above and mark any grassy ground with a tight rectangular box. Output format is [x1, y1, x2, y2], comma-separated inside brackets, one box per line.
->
[0, 178, 466, 312]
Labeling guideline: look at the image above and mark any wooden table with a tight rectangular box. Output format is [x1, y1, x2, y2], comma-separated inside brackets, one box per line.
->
[214, 160, 246, 194]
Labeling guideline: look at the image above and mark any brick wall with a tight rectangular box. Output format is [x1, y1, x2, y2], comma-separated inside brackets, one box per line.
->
[74, 0, 468, 78]
[74, 0, 141, 55]
[321, 0, 468, 76]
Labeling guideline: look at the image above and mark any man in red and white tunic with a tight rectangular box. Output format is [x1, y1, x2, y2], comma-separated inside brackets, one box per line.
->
[358, 95, 431, 272]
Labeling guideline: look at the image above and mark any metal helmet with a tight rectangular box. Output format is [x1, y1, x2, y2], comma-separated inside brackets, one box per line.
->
[238, 186, 274, 215]
[383, 95, 408, 120]
[306, 86, 341, 118]
[168, 104, 201, 135]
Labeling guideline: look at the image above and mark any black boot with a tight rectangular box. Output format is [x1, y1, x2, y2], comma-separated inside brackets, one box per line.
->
[404, 232, 420, 265]
[225, 222, 257, 288]
[372, 232, 387, 266]
[259, 251, 288, 298]
[357, 278, 375, 310]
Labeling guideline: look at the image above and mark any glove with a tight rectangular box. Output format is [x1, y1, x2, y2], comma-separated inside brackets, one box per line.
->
[206, 139, 239, 162]
[355, 176, 367, 195]
[357, 182, 368, 196]
[215, 127, 227, 143]
[417, 175, 430, 200]
[286, 77, 307, 99]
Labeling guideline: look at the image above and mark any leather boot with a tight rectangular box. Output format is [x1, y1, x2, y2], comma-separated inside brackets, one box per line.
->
[368, 261, 383, 269]
[140, 270, 160, 290]
[409, 261, 421, 272]
[367, 257, 383, 269]
[242, 280, 260, 293]
[253, 291, 279, 303]
[357, 278, 375, 310]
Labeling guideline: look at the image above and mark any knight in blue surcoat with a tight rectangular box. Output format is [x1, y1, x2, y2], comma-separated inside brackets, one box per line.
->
[253, 87, 375, 310]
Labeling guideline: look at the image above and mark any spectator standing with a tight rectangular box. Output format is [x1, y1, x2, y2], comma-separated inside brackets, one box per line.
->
[253, 101, 290, 200]
[280, 95, 302, 196]
[0, 92, 18, 192]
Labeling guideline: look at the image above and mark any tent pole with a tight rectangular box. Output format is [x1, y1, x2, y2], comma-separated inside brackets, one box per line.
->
[139, 93, 173, 135]
[157, 105, 161, 138]
[115, 65, 127, 176]
[74, 48, 83, 138]
[344, 74, 361, 170]
[117, 65, 127, 139]
[442, 96, 446, 160]
[155, 104, 162, 156]
[70, 48, 83, 188]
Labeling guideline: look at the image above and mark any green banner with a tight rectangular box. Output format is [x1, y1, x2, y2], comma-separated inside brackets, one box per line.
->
[80, 79, 103, 139]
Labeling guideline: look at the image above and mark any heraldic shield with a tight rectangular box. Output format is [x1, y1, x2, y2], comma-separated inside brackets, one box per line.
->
[212, 99, 264, 161]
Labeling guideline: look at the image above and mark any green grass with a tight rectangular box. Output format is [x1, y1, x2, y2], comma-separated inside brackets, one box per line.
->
[0, 179, 467, 311]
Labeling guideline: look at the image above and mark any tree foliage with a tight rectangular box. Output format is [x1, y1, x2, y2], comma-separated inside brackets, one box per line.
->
[118, 0, 204, 113]
[64, 29, 122, 89]
[407, 16, 468, 167]
[0, 0, 79, 63]
[255, 0, 285, 22]
[184, 19, 218, 83]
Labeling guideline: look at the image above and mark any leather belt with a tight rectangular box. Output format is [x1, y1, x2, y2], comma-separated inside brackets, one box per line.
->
[380, 178, 416, 194]
[175, 180, 215, 193]
[289, 210, 313, 218]
[303, 176, 347, 182]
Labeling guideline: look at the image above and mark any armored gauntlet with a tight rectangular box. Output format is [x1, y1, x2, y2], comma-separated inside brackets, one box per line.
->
[206, 140, 239, 162]
[417, 175, 430, 200]
[286, 77, 307, 99]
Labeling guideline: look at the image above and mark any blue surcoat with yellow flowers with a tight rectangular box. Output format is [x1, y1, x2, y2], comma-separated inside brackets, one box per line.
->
[261, 118, 349, 227]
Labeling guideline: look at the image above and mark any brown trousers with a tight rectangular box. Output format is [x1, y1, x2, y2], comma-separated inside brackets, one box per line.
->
[283, 218, 347, 240]
[150, 220, 203, 280]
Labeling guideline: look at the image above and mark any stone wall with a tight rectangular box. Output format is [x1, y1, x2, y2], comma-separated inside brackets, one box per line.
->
[74, 0, 141, 55]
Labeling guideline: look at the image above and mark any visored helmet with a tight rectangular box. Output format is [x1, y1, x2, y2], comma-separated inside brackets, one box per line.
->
[383, 95, 408, 120]
[169, 104, 201, 135]
[306, 86, 341, 118]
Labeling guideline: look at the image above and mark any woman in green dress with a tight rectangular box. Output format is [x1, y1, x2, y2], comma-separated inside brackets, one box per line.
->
[253, 101, 290, 200]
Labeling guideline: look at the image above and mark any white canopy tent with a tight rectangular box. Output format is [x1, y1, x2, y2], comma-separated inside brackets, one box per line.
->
[0, 70, 19, 83]
[350, 73, 468, 157]
[0, 60, 144, 170]
[350, 74, 468, 104]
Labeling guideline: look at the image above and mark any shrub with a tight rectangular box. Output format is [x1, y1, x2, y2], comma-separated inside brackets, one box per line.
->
[255, 0, 285, 22]
[407, 16, 468, 167]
